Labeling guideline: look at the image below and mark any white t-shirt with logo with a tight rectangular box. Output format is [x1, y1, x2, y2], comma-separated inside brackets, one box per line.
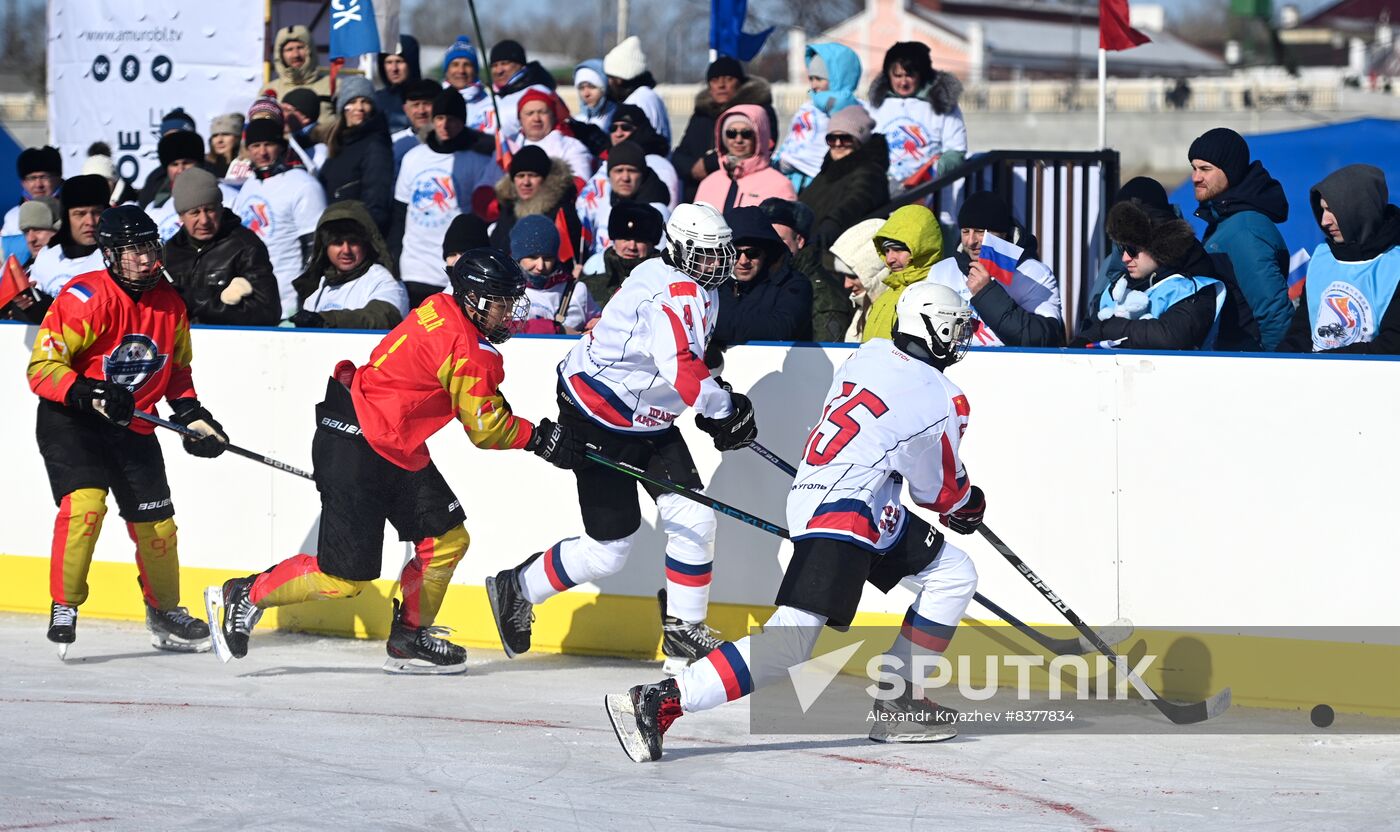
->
[232, 168, 326, 318]
[30, 246, 106, 297]
[302, 263, 409, 318]
[394, 143, 502, 288]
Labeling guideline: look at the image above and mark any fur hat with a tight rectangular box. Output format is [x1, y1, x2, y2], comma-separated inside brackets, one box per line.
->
[604, 36, 647, 80]
[60, 174, 111, 211]
[1106, 201, 1199, 269]
[608, 200, 664, 245]
[17, 146, 62, 178]
[405, 79, 441, 102]
[158, 130, 205, 166]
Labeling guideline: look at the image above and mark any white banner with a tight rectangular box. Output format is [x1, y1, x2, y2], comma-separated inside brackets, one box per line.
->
[46, 1, 264, 184]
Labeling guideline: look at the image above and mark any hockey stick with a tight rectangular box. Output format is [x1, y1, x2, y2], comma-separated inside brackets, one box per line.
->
[134, 411, 315, 481]
[464, 0, 506, 167]
[977, 524, 1232, 725]
[744, 443, 1132, 656]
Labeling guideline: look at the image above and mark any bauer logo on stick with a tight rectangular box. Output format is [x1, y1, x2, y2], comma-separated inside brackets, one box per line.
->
[102, 334, 169, 392]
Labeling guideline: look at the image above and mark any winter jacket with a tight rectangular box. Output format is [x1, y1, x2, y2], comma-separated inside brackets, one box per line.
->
[493, 62, 558, 141]
[260, 25, 335, 128]
[292, 200, 406, 329]
[830, 218, 890, 342]
[582, 248, 657, 308]
[161, 209, 281, 326]
[1279, 164, 1400, 354]
[695, 105, 796, 211]
[1196, 161, 1292, 350]
[490, 158, 583, 261]
[799, 133, 891, 251]
[862, 206, 943, 342]
[1072, 274, 1221, 350]
[574, 60, 618, 131]
[794, 244, 852, 342]
[319, 109, 395, 235]
[869, 70, 967, 186]
[374, 35, 422, 134]
[672, 77, 774, 201]
[710, 256, 814, 349]
[923, 225, 1063, 347]
[775, 43, 866, 182]
[611, 71, 671, 141]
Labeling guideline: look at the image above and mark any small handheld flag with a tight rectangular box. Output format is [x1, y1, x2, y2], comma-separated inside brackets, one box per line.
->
[977, 232, 1024, 287]
[0, 255, 32, 308]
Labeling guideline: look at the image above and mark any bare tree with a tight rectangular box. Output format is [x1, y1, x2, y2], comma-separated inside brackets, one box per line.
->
[1, 0, 46, 92]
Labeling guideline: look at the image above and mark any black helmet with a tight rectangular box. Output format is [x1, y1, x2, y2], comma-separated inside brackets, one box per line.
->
[97, 205, 163, 292]
[447, 247, 529, 343]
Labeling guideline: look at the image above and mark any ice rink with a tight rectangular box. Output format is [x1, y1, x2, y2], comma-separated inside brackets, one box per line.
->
[2, 613, 1396, 832]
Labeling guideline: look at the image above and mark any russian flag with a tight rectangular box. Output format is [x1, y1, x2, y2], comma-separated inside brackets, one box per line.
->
[1288, 247, 1311, 304]
[977, 232, 1024, 287]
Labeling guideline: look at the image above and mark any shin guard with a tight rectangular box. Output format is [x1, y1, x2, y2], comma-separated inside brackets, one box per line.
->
[397, 524, 470, 628]
[50, 488, 108, 607]
[250, 554, 368, 608]
[128, 517, 181, 610]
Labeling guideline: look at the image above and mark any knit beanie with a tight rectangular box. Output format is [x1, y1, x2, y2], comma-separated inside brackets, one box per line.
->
[432, 89, 467, 121]
[18, 197, 61, 232]
[442, 214, 489, 258]
[60, 174, 111, 211]
[510, 214, 560, 260]
[608, 200, 664, 245]
[1187, 127, 1250, 188]
[17, 146, 62, 178]
[172, 168, 224, 214]
[489, 40, 527, 67]
[706, 56, 746, 82]
[574, 61, 606, 90]
[405, 79, 442, 102]
[283, 87, 321, 121]
[158, 130, 205, 166]
[335, 75, 375, 114]
[509, 145, 552, 177]
[244, 118, 286, 146]
[958, 191, 1014, 234]
[443, 35, 480, 74]
[247, 96, 285, 125]
[81, 153, 114, 179]
[210, 113, 245, 137]
[607, 139, 647, 171]
[827, 105, 874, 146]
[604, 36, 647, 80]
[160, 108, 197, 134]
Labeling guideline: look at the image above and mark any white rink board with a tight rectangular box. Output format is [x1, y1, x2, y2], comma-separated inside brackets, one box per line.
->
[2, 321, 1397, 628]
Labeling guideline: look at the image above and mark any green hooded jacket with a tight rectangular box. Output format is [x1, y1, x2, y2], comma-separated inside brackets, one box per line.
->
[861, 205, 944, 342]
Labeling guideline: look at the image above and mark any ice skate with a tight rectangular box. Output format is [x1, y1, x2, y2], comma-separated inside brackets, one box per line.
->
[146, 604, 212, 653]
[485, 559, 535, 658]
[657, 588, 724, 676]
[205, 577, 262, 663]
[868, 688, 959, 743]
[383, 599, 467, 675]
[605, 678, 683, 763]
[47, 602, 76, 661]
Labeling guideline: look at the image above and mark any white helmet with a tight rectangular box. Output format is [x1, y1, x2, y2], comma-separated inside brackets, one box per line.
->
[664, 201, 736, 287]
[894, 281, 975, 365]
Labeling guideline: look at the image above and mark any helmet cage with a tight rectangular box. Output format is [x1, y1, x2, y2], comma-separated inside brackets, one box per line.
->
[102, 240, 164, 292]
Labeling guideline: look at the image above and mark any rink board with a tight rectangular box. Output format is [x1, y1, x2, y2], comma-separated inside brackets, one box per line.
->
[2, 322, 1398, 715]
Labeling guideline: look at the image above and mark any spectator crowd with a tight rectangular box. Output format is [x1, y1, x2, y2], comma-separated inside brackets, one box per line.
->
[1, 25, 1395, 356]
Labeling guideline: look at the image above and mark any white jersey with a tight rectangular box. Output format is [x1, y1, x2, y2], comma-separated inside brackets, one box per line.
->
[775, 98, 873, 180]
[926, 256, 1061, 347]
[872, 97, 967, 184]
[395, 143, 503, 289]
[450, 81, 497, 136]
[30, 245, 106, 297]
[788, 339, 973, 552]
[302, 263, 409, 318]
[233, 168, 326, 318]
[494, 83, 551, 146]
[145, 182, 239, 243]
[559, 257, 730, 433]
[526, 279, 599, 331]
[509, 131, 593, 183]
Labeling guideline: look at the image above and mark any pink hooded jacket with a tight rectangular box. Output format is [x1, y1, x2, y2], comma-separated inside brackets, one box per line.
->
[695, 104, 797, 211]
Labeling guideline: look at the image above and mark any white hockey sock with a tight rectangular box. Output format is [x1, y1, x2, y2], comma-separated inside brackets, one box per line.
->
[656, 493, 715, 622]
[520, 533, 635, 605]
[677, 605, 826, 713]
[885, 539, 977, 686]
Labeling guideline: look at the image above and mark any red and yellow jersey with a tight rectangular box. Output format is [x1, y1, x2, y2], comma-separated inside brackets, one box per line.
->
[351, 292, 535, 471]
[27, 269, 197, 435]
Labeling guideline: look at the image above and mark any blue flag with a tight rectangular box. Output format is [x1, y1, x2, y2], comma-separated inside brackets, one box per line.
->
[329, 0, 382, 60]
[709, 0, 773, 62]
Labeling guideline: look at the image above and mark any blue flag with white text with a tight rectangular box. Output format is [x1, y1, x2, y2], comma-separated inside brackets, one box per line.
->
[330, 0, 382, 60]
[710, 0, 773, 62]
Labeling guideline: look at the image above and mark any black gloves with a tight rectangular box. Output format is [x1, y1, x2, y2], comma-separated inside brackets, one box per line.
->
[289, 309, 326, 328]
[695, 391, 757, 452]
[940, 486, 986, 535]
[170, 398, 228, 458]
[67, 377, 135, 426]
[527, 418, 585, 469]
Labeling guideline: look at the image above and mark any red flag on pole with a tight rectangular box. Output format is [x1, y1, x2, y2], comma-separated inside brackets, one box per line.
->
[1100, 0, 1151, 50]
[0, 255, 32, 309]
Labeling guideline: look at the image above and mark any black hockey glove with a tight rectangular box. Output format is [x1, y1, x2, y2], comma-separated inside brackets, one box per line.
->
[527, 418, 585, 470]
[289, 309, 326, 328]
[170, 398, 228, 459]
[940, 486, 986, 535]
[695, 392, 757, 452]
[67, 377, 135, 426]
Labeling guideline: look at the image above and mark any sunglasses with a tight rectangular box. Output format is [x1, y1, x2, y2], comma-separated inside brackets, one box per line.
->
[724, 129, 756, 140]
[735, 246, 765, 260]
[1122, 244, 1141, 258]
[611, 122, 637, 133]
[825, 133, 856, 147]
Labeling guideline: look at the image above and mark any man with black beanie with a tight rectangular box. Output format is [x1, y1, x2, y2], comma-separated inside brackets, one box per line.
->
[672, 56, 776, 202]
[581, 200, 664, 307]
[577, 139, 669, 259]
[391, 89, 502, 307]
[487, 39, 556, 142]
[923, 190, 1064, 347]
[3, 145, 64, 263]
[489, 144, 582, 262]
[29, 174, 111, 302]
[1189, 126, 1292, 350]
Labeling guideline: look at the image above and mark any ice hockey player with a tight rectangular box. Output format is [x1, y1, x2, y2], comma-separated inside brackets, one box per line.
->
[27, 206, 226, 658]
[205, 249, 585, 674]
[485, 202, 758, 675]
[606, 281, 986, 761]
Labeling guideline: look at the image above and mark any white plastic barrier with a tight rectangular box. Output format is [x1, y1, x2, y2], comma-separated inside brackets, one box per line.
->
[3, 321, 1398, 628]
